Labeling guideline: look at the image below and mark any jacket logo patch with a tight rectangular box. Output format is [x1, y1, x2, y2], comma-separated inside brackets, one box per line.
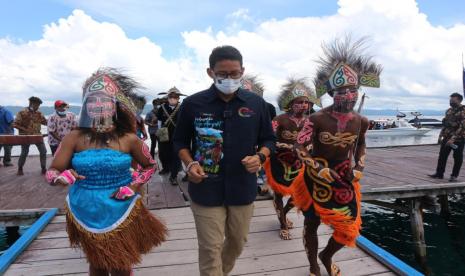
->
[238, 107, 255, 117]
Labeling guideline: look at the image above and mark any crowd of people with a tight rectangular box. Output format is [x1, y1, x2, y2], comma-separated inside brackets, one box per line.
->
[0, 89, 187, 183]
[0, 37, 464, 276]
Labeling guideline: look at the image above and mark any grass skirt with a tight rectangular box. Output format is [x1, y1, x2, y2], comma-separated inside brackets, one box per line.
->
[65, 198, 167, 270]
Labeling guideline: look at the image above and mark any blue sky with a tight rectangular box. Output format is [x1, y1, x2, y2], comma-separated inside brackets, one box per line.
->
[1, 0, 464, 109]
[1, 0, 463, 58]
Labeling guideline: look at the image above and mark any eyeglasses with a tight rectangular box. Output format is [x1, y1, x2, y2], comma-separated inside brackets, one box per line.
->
[214, 70, 243, 80]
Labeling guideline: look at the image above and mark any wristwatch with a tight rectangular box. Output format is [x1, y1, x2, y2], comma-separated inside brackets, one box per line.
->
[256, 152, 266, 164]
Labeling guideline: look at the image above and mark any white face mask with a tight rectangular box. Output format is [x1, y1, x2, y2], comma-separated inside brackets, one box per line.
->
[214, 78, 242, 95]
[57, 110, 67, 116]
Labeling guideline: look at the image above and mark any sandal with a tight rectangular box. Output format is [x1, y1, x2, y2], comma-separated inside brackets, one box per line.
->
[279, 229, 292, 240]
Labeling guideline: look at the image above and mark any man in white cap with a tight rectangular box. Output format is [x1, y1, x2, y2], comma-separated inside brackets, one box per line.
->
[47, 100, 77, 156]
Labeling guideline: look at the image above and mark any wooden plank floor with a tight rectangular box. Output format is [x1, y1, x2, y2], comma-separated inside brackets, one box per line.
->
[4, 200, 395, 276]
[1, 144, 464, 210]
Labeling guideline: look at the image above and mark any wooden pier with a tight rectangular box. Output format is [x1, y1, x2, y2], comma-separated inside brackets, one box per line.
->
[2, 144, 464, 275]
[3, 201, 396, 276]
[1, 145, 463, 211]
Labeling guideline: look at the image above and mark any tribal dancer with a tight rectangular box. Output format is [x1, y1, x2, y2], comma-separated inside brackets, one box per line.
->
[291, 37, 381, 276]
[264, 78, 320, 240]
[45, 68, 167, 276]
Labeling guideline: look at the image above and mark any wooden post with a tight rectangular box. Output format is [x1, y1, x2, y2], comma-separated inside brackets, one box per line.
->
[439, 194, 450, 216]
[409, 198, 427, 266]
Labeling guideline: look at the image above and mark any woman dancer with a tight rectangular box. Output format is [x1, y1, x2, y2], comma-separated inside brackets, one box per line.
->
[46, 68, 167, 276]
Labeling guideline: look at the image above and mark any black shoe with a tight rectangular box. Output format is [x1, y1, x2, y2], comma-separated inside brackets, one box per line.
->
[428, 173, 443, 179]
[3, 162, 13, 167]
[159, 169, 169, 175]
[449, 176, 458, 182]
[169, 177, 178, 185]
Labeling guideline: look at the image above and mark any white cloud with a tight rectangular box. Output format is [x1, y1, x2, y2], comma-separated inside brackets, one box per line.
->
[182, 0, 465, 110]
[1, 0, 465, 111]
[0, 10, 210, 106]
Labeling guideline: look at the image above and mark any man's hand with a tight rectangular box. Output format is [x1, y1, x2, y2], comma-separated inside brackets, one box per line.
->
[188, 163, 208, 183]
[446, 139, 455, 147]
[241, 155, 262, 173]
[318, 168, 341, 183]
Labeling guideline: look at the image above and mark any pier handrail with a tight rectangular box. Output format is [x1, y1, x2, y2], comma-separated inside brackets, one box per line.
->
[357, 235, 424, 276]
[0, 208, 58, 274]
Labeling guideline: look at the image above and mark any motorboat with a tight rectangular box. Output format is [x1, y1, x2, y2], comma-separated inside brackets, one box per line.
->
[407, 117, 443, 128]
[367, 118, 431, 137]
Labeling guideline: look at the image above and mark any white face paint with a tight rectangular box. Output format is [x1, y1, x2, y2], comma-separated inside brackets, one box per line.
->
[214, 78, 242, 95]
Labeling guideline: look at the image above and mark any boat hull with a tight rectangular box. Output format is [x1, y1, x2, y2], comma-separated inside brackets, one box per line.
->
[367, 128, 431, 137]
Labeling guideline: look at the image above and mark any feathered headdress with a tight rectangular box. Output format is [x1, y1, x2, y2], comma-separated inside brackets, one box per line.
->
[278, 77, 322, 111]
[79, 67, 145, 132]
[314, 36, 382, 98]
[241, 74, 265, 97]
[133, 95, 147, 113]
[82, 67, 144, 115]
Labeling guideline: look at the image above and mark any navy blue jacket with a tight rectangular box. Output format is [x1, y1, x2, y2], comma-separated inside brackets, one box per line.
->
[173, 85, 275, 206]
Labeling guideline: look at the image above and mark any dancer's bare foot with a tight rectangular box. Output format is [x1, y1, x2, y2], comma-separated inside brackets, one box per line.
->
[318, 251, 341, 276]
[279, 228, 292, 240]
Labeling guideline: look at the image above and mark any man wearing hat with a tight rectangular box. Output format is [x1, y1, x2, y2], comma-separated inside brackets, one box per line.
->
[157, 87, 184, 185]
[47, 100, 77, 156]
[145, 98, 163, 159]
[13, 96, 48, 175]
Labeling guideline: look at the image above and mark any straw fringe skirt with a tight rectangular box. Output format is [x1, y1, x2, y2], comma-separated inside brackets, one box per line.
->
[65, 199, 167, 270]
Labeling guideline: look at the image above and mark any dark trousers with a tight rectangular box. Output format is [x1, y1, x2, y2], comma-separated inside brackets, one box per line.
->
[50, 144, 59, 156]
[436, 139, 465, 177]
[0, 145, 12, 164]
[18, 142, 47, 169]
[149, 134, 157, 159]
[158, 140, 181, 179]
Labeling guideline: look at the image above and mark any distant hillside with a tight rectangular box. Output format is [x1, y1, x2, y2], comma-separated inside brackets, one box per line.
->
[3, 106, 445, 117]
[361, 109, 445, 116]
[3, 105, 154, 116]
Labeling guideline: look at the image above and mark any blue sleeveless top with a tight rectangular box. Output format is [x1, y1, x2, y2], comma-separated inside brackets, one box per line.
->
[66, 148, 140, 233]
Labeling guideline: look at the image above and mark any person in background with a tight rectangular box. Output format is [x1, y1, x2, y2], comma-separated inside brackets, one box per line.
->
[13, 96, 48, 175]
[134, 95, 148, 141]
[264, 78, 316, 240]
[429, 92, 465, 182]
[157, 87, 183, 185]
[0, 105, 14, 166]
[174, 45, 275, 276]
[47, 100, 77, 156]
[145, 98, 163, 159]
